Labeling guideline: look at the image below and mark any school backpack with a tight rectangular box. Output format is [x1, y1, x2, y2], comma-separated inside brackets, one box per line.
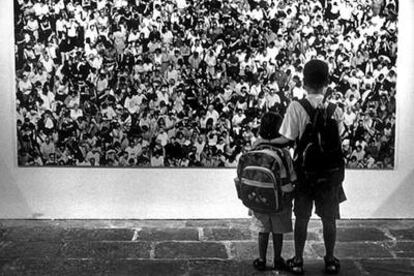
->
[234, 143, 296, 213]
[295, 99, 345, 183]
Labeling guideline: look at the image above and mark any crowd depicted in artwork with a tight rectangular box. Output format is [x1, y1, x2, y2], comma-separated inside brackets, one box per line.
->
[15, 0, 398, 168]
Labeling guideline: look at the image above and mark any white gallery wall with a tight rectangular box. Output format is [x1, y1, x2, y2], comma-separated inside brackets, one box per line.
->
[1, 1, 413, 219]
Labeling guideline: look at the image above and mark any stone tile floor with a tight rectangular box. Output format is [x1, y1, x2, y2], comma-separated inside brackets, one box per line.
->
[0, 219, 413, 275]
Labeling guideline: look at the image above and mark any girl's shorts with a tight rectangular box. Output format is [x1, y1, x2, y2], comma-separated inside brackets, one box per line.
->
[251, 208, 293, 233]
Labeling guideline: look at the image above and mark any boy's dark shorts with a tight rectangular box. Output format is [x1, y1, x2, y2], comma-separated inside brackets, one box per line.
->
[293, 179, 347, 220]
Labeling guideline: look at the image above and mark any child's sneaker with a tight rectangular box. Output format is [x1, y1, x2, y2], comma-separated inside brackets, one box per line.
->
[286, 257, 304, 275]
[324, 256, 340, 274]
[252, 258, 266, 271]
[273, 257, 287, 271]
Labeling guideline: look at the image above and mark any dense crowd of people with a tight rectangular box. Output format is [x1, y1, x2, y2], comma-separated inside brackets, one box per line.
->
[14, 0, 398, 168]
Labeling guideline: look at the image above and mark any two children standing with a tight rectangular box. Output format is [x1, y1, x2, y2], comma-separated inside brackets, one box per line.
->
[249, 60, 346, 274]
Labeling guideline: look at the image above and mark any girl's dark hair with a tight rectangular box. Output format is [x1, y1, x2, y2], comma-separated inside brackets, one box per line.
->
[259, 112, 282, 139]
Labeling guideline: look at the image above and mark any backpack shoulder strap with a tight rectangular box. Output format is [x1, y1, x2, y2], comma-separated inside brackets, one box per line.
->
[294, 99, 317, 158]
[326, 102, 337, 119]
[253, 141, 279, 151]
[298, 98, 316, 123]
[274, 148, 291, 182]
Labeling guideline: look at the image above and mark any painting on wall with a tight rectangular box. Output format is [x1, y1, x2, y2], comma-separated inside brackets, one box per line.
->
[14, 0, 398, 168]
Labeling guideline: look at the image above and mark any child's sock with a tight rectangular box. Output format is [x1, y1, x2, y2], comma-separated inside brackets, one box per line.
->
[272, 233, 283, 259]
[258, 232, 270, 261]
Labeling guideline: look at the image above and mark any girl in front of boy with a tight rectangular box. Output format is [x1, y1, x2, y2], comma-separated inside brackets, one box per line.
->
[250, 112, 296, 271]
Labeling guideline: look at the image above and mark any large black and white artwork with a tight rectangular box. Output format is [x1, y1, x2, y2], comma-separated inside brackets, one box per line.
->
[14, 0, 398, 168]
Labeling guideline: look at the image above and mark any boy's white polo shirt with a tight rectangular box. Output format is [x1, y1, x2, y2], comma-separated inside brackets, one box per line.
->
[279, 94, 344, 141]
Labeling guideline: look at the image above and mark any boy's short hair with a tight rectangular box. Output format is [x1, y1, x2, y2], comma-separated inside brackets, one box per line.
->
[259, 112, 282, 140]
[303, 59, 329, 90]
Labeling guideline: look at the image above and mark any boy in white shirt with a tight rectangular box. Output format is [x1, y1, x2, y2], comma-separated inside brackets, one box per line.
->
[271, 60, 346, 275]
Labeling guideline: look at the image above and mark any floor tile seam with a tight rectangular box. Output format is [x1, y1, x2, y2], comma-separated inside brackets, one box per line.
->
[333, 240, 394, 245]
[149, 242, 155, 259]
[387, 250, 398, 259]
[139, 224, 200, 227]
[376, 240, 414, 255]
[218, 240, 255, 244]
[0, 256, 232, 261]
[5, 240, 402, 244]
[6, 224, 193, 230]
[63, 240, 153, 243]
[300, 256, 414, 261]
[201, 239, 256, 242]
[197, 227, 205, 242]
[5, 238, 409, 242]
[4, 257, 412, 261]
[151, 257, 231, 261]
[0, 239, 157, 243]
[377, 226, 398, 242]
[131, 227, 141, 241]
[383, 240, 414, 243]
[19, 256, 398, 262]
[0, 218, 413, 222]
[2, 224, 414, 229]
[214, 238, 311, 242]
[220, 241, 235, 260]
[1, 240, 255, 246]
[0, 256, 391, 261]
[307, 242, 396, 258]
[308, 241, 388, 247]
[336, 257, 414, 261]
[117, 238, 201, 242]
[335, 239, 394, 243]
[381, 240, 399, 258]
[150, 240, 230, 243]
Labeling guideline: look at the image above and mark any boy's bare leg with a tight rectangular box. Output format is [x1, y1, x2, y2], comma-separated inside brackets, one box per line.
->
[321, 217, 336, 260]
[294, 218, 310, 261]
